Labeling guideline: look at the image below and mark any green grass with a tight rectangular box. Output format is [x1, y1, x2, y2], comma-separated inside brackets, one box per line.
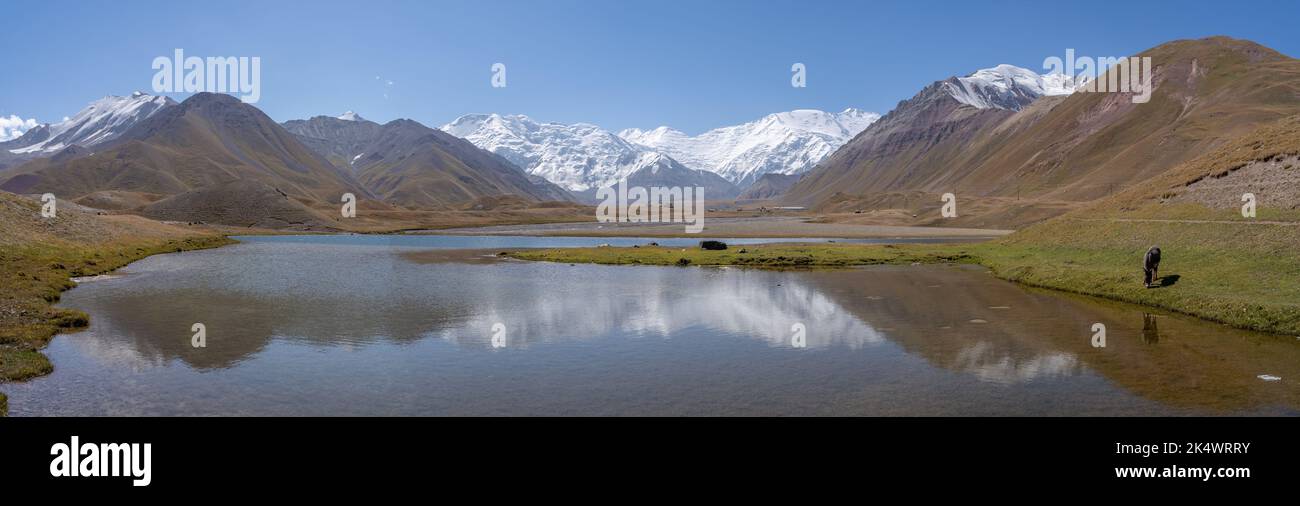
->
[508, 219, 1300, 336]
[509, 243, 976, 268]
[984, 218, 1300, 335]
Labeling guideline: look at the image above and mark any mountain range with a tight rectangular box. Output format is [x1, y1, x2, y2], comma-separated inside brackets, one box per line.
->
[619, 108, 880, 187]
[2, 36, 1295, 231]
[2, 93, 370, 228]
[783, 36, 1300, 227]
[282, 113, 571, 207]
[0, 93, 577, 227]
[441, 109, 878, 199]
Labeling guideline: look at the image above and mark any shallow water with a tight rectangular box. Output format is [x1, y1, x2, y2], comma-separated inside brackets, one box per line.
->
[6, 235, 1299, 416]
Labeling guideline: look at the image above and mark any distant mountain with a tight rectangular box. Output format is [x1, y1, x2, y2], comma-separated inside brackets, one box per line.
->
[619, 109, 880, 187]
[783, 37, 1300, 225]
[570, 152, 740, 203]
[0, 124, 50, 152]
[2, 93, 368, 228]
[282, 114, 383, 173]
[441, 113, 659, 193]
[1, 92, 176, 172]
[0, 126, 49, 171]
[7, 92, 175, 155]
[941, 64, 1077, 111]
[737, 173, 801, 200]
[441, 113, 796, 201]
[284, 114, 572, 207]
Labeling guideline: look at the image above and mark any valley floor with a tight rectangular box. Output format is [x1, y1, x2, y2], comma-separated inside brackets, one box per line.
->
[421, 215, 1012, 239]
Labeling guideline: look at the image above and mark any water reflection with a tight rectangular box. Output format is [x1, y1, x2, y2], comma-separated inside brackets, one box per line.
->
[1142, 313, 1160, 345]
[8, 236, 1299, 415]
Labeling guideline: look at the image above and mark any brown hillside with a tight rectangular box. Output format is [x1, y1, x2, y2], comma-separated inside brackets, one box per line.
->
[1, 93, 370, 226]
[785, 37, 1300, 226]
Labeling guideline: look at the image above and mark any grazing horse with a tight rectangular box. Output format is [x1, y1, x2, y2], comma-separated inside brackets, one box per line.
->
[1143, 246, 1161, 287]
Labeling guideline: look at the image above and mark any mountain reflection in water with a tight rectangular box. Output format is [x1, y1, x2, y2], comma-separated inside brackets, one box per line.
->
[6, 236, 1298, 416]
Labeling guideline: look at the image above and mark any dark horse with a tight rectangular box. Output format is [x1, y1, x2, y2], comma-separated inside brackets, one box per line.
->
[1143, 246, 1161, 288]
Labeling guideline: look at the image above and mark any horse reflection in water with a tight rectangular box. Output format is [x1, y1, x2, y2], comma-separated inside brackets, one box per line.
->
[1142, 313, 1160, 345]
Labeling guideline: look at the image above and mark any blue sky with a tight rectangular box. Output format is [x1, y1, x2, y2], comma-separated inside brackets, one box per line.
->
[3, 0, 1298, 135]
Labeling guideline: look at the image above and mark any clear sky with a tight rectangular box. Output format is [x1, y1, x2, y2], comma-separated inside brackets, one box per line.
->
[3, 0, 1298, 135]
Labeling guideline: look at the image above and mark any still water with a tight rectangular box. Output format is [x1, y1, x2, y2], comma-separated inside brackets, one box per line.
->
[6, 235, 1298, 415]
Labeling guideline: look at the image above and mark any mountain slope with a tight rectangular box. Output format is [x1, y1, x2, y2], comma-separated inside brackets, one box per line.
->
[1, 93, 368, 227]
[785, 37, 1300, 222]
[286, 115, 572, 208]
[942, 64, 1077, 111]
[7, 92, 175, 155]
[1074, 113, 1300, 218]
[281, 114, 383, 172]
[572, 153, 740, 202]
[1, 92, 175, 172]
[619, 109, 880, 187]
[738, 173, 801, 200]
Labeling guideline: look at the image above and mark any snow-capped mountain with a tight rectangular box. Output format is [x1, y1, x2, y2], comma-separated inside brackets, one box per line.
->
[941, 64, 1078, 111]
[337, 111, 364, 122]
[613, 151, 740, 200]
[8, 92, 175, 155]
[442, 113, 669, 192]
[618, 109, 880, 187]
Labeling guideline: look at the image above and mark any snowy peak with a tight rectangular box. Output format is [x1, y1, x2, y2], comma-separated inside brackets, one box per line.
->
[441, 113, 650, 192]
[9, 92, 175, 154]
[619, 108, 880, 186]
[616, 125, 686, 147]
[443, 108, 880, 191]
[337, 111, 365, 122]
[942, 64, 1079, 111]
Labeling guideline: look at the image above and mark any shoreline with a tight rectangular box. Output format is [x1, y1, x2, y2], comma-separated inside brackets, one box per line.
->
[7, 216, 1294, 415]
[0, 233, 235, 413]
[505, 237, 1300, 337]
[411, 216, 1014, 239]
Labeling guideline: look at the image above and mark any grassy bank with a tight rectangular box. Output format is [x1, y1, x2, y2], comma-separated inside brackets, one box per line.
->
[0, 235, 234, 384]
[1, 192, 236, 414]
[508, 242, 976, 267]
[506, 219, 1300, 336]
[983, 218, 1299, 335]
